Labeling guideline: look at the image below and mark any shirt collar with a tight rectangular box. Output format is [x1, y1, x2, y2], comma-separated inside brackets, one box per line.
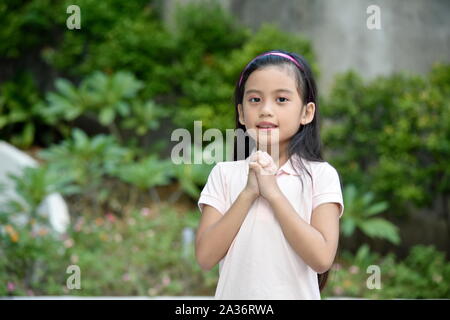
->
[245, 147, 301, 176]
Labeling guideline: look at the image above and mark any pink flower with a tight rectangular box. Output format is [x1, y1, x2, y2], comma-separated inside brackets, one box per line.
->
[162, 275, 171, 286]
[59, 233, 69, 241]
[74, 217, 84, 232]
[140, 208, 152, 217]
[122, 273, 131, 282]
[7, 282, 15, 292]
[105, 213, 116, 223]
[349, 265, 360, 274]
[333, 286, 344, 295]
[64, 238, 74, 248]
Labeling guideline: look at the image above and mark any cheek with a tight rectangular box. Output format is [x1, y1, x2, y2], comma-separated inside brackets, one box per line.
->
[279, 110, 302, 128]
[243, 107, 258, 121]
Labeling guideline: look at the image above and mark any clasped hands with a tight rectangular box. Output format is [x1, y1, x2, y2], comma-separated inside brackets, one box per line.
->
[246, 150, 283, 202]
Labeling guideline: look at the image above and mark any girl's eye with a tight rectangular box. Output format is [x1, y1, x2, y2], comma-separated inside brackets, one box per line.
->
[277, 97, 288, 103]
[249, 97, 260, 103]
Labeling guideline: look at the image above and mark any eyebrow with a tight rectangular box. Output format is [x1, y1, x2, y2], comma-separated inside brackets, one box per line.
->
[244, 89, 294, 95]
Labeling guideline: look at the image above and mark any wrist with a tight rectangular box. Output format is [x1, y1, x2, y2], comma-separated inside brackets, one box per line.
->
[241, 189, 259, 202]
[266, 189, 284, 204]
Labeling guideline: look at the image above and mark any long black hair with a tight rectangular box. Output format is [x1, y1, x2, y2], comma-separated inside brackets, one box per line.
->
[232, 49, 331, 291]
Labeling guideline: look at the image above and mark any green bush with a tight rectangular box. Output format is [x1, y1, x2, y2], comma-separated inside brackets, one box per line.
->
[0, 165, 78, 296]
[0, 0, 61, 59]
[37, 129, 135, 214]
[0, 134, 218, 296]
[322, 64, 450, 214]
[73, 9, 176, 98]
[0, 223, 69, 296]
[36, 71, 170, 142]
[0, 72, 45, 148]
[341, 184, 400, 245]
[323, 244, 450, 299]
[45, 0, 163, 78]
[0, 204, 218, 296]
[383, 245, 450, 299]
[111, 154, 174, 205]
[36, 128, 214, 212]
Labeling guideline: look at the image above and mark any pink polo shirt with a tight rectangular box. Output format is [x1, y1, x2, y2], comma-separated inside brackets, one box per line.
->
[197, 148, 344, 300]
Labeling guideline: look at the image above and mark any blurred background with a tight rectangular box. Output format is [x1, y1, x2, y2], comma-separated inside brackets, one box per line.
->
[0, 0, 449, 299]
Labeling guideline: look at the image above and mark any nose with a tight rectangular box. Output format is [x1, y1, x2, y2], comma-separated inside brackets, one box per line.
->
[259, 102, 275, 117]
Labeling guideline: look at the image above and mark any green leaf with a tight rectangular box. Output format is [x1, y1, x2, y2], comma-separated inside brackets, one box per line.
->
[365, 201, 389, 217]
[55, 78, 78, 100]
[115, 101, 130, 117]
[99, 108, 115, 125]
[359, 218, 401, 244]
[72, 128, 89, 149]
[341, 219, 355, 237]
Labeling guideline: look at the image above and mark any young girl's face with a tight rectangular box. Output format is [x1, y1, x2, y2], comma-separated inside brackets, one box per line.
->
[238, 65, 314, 151]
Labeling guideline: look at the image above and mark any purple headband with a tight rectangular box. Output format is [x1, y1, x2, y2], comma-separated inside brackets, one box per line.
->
[238, 52, 303, 87]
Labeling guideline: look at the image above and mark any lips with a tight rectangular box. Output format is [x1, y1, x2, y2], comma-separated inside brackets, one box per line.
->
[256, 121, 278, 129]
[257, 125, 278, 131]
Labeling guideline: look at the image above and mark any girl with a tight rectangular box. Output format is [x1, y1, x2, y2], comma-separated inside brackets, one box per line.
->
[195, 50, 344, 300]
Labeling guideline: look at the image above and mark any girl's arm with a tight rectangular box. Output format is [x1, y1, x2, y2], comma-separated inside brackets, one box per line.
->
[195, 190, 258, 271]
[268, 193, 340, 274]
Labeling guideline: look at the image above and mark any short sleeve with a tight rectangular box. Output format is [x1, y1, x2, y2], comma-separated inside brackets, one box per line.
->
[197, 162, 227, 215]
[312, 163, 344, 218]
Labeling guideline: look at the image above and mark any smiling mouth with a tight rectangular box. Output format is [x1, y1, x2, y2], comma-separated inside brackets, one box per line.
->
[257, 126, 278, 130]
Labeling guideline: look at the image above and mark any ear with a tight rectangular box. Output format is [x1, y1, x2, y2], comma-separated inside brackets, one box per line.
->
[300, 102, 315, 125]
[238, 103, 245, 126]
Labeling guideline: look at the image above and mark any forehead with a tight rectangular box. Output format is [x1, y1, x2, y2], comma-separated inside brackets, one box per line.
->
[244, 65, 298, 93]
